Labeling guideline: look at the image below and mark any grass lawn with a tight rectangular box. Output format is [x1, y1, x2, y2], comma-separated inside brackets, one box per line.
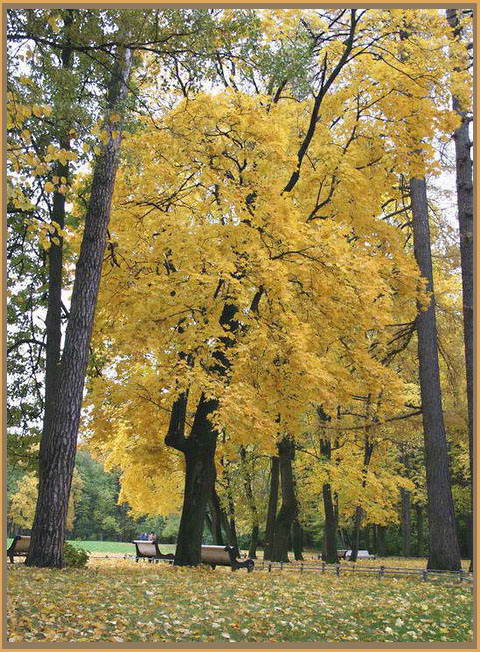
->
[7, 557, 472, 644]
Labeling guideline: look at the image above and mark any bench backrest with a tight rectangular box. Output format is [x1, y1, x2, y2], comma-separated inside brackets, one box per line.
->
[133, 540, 158, 557]
[200, 545, 232, 565]
[11, 536, 31, 553]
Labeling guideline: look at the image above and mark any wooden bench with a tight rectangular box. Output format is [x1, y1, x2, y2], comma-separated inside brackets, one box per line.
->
[132, 540, 175, 563]
[201, 545, 254, 572]
[344, 549, 376, 560]
[7, 535, 30, 563]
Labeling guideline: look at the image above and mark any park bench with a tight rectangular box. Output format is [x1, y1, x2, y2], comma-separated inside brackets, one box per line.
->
[201, 545, 254, 572]
[7, 535, 30, 563]
[344, 549, 376, 560]
[132, 540, 175, 563]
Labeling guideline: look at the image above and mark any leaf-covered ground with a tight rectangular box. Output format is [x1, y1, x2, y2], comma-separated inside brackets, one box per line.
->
[7, 558, 472, 644]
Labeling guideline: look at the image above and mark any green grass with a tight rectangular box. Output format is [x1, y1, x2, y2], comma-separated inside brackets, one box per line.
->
[7, 558, 473, 644]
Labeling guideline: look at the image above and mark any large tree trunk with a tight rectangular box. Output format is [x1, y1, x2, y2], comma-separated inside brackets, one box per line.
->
[446, 9, 474, 571]
[410, 176, 461, 571]
[271, 437, 298, 562]
[170, 393, 218, 566]
[263, 456, 279, 560]
[26, 46, 132, 568]
[400, 488, 411, 557]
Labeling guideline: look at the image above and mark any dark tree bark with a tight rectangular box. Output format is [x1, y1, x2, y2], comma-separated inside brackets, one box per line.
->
[209, 487, 224, 546]
[240, 446, 259, 558]
[320, 437, 337, 564]
[410, 176, 461, 571]
[224, 469, 241, 558]
[26, 46, 133, 568]
[291, 518, 304, 561]
[271, 437, 298, 562]
[372, 523, 377, 555]
[377, 525, 386, 557]
[400, 488, 411, 557]
[415, 503, 425, 557]
[167, 393, 218, 566]
[446, 9, 474, 572]
[322, 482, 337, 563]
[263, 456, 279, 560]
[42, 15, 73, 444]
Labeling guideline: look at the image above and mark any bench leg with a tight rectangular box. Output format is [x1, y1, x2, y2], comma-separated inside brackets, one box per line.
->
[9, 555, 14, 564]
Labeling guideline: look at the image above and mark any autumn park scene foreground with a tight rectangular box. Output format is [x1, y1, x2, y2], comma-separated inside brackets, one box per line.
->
[6, 7, 473, 645]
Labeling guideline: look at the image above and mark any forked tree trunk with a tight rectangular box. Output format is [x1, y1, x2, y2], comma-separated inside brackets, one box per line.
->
[271, 437, 298, 562]
[168, 393, 218, 566]
[26, 46, 132, 568]
[263, 456, 279, 560]
[42, 16, 73, 445]
[400, 488, 411, 557]
[410, 176, 461, 571]
[446, 8, 474, 572]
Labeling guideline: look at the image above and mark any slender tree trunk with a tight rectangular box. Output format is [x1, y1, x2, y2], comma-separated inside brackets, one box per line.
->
[415, 503, 425, 557]
[26, 46, 132, 568]
[263, 456, 279, 560]
[322, 482, 338, 563]
[400, 488, 411, 557]
[209, 488, 224, 545]
[291, 518, 304, 561]
[377, 525, 386, 556]
[271, 437, 298, 562]
[446, 8, 474, 572]
[350, 506, 363, 562]
[372, 524, 377, 555]
[42, 21, 73, 442]
[240, 446, 259, 558]
[350, 436, 374, 562]
[410, 176, 461, 571]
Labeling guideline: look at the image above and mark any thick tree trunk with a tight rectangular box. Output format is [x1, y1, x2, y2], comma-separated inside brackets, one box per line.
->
[26, 46, 132, 568]
[271, 437, 298, 562]
[410, 176, 461, 571]
[291, 518, 304, 561]
[400, 488, 411, 557]
[322, 482, 337, 563]
[171, 393, 218, 566]
[415, 503, 425, 557]
[446, 8, 474, 572]
[263, 456, 279, 560]
[175, 443, 216, 565]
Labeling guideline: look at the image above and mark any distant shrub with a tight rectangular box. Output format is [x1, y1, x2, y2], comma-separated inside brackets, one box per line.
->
[64, 542, 89, 568]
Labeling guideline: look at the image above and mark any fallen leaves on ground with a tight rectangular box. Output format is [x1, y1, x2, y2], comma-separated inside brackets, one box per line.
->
[7, 558, 473, 644]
